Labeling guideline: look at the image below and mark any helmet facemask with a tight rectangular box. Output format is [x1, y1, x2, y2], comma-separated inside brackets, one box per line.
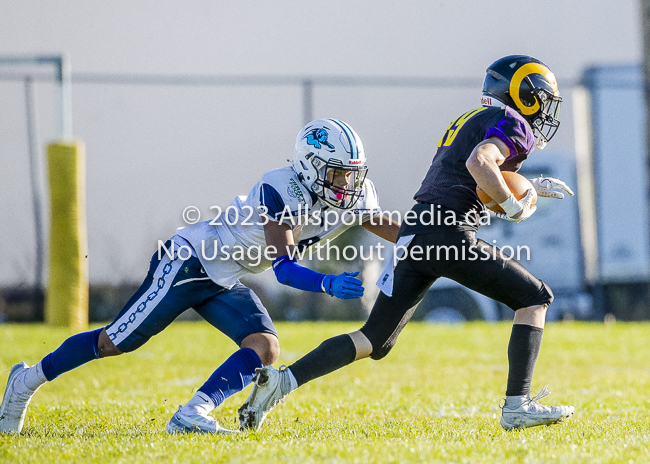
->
[528, 85, 562, 150]
[311, 156, 367, 209]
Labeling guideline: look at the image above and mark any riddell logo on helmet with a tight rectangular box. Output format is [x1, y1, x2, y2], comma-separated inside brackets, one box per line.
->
[481, 96, 493, 106]
[348, 159, 363, 165]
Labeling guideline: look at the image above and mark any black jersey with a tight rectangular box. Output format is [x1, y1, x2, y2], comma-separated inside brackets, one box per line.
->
[413, 105, 535, 219]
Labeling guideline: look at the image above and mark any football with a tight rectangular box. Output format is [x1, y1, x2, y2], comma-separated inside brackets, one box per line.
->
[476, 171, 537, 214]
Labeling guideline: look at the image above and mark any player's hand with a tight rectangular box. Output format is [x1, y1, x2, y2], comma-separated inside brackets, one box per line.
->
[529, 176, 575, 199]
[322, 271, 364, 299]
[495, 189, 537, 223]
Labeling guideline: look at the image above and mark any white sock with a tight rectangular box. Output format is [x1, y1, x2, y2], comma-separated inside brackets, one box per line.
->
[286, 368, 298, 393]
[504, 395, 527, 408]
[25, 362, 48, 390]
[13, 363, 47, 399]
[180, 391, 215, 417]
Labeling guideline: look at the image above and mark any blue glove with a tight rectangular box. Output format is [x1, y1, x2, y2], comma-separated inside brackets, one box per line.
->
[322, 271, 364, 299]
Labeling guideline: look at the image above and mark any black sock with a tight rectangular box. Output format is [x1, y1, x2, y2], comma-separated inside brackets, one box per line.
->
[505, 324, 544, 396]
[289, 334, 357, 387]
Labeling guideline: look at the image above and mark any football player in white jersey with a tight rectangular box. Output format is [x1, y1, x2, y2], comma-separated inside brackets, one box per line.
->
[0, 119, 400, 435]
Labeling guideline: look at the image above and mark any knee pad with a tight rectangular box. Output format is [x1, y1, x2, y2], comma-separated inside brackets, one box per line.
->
[540, 281, 554, 306]
[516, 280, 554, 309]
[360, 327, 395, 361]
[370, 344, 394, 361]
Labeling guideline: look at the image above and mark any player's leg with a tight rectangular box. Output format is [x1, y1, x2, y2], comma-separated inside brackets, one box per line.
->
[438, 235, 573, 429]
[166, 283, 277, 434]
[0, 240, 202, 434]
[238, 247, 437, 430]
[289, 263, 435, 387]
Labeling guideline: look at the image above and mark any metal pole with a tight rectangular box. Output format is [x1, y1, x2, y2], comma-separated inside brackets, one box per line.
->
[643, 0, 650, 214]
[302, 78, 313, 124]
[53, 55, 73, 140]
[643, 0, 650, 315]
[25, 76, 45, 315]
[0, 55, 72, 139]
[60, 54, 73, 139]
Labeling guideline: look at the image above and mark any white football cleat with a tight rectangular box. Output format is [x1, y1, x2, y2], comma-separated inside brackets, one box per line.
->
[0, 362, 33, 434]
[500, 385, 574, 431]
[165, 405, 239, 435]
[238, 365, 292, 431]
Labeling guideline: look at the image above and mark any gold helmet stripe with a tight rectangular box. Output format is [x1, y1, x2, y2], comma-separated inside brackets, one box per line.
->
[509, 63, 559, 116]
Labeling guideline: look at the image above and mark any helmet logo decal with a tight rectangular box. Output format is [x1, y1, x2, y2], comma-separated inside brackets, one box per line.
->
[304, 128, 335, 151]
[509, 63, 558, 116]
[481, 95, 494, 106]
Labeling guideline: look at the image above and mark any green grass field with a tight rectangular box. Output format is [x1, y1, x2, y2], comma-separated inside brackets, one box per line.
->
[0, 321, 649, 463]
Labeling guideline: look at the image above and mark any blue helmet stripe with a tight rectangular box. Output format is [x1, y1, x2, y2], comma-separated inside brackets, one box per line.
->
[327, 118, 358, 159]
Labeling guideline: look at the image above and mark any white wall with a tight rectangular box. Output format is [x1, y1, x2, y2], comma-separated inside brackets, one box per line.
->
[0, 0, 642, 284]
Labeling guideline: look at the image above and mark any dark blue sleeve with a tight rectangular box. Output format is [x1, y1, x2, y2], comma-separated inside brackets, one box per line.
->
[260, 183, 286, 221]
[272, 255, 327, 293]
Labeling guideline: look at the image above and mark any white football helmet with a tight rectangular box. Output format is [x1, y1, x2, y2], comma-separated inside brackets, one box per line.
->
[292, 119, 368, 209]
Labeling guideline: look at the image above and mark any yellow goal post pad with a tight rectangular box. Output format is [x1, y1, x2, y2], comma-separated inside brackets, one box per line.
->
[46, 140, 88, 329]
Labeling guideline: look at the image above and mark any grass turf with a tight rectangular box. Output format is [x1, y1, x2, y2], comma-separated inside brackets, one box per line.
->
[0, 321, 649, 463]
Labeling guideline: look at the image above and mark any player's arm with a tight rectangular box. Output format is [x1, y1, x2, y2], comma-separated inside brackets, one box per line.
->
[263, 220, 364, 299]
[466, 137, 510, 203]
[263, 218, 296, 260]
[361, 215, 400, 244]
[466, 137, 535, 222]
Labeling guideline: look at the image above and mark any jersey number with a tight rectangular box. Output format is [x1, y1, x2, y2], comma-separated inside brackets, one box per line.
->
[437, 107, 488, 148]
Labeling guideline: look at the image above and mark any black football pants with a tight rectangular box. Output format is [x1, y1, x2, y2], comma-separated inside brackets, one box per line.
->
[360, 226, 553, 360]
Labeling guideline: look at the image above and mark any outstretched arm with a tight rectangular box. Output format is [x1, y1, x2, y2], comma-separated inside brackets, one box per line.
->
[362, 215, 401, 244]
[263, 220, 364, 299]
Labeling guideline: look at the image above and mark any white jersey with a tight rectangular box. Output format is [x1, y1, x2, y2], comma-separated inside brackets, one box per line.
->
[177, 166, 381, 287]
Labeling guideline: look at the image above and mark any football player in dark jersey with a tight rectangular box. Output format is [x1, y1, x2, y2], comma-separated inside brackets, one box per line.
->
[238, 55, 576, 431]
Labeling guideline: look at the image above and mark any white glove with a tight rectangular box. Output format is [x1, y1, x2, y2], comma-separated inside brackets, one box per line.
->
[530, 176, 575, 199]
[495, 189, 537, 223]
